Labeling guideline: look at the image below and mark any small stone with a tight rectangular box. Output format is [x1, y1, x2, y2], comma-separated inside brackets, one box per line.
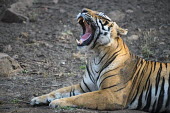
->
[137, 28, 142, 32]
[163, 50, 170, 54]
[60, 8, 66, 13]
[0, 53, 22, 77]
[126, 9, 134, 13]
[21, 32, 29, 38]
[3, 45, 12, 52]
[53, 0, 59, 4]
[12, 55, 19, 60]
[159, 42, 165, 45]
[127, 35, 139, 40]
[61, 61, 66, 65]
[1, 9, 28, 23]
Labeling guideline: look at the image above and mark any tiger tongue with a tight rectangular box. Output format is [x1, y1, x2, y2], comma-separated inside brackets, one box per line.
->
[80, 33, 91, 42]
[80, 21, 92, 42]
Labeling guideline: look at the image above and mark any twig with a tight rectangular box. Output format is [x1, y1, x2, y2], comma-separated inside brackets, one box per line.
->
[41, 84, 61, 88]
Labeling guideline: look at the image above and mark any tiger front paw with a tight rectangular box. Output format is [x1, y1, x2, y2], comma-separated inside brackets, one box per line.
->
[30, 95, 55, 105]
[49, 98, 76, 108]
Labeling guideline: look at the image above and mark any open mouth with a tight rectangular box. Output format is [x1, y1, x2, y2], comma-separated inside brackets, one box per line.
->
[76, 17, 95, 46]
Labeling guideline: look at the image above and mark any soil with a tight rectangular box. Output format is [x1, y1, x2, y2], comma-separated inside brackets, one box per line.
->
[0, 0, 170, 113]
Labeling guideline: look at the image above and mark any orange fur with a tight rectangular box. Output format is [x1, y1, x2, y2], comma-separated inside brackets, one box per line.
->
[31, 8, 170, 112]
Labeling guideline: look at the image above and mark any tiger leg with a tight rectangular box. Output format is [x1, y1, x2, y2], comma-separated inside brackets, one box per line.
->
[49, 89, 127, 110]
[30, 84, 84, 105]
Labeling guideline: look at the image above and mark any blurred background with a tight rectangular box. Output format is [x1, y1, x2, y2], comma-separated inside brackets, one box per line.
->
[0, 0, 169, 113]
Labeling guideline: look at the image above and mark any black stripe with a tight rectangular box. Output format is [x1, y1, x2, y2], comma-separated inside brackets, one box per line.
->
[144, 62, 153, 97]
[92, 32, 101, 48]
[136, 61, 150, 90]
[144, 62, 152, 97]
[99, 20, 106, 31]
[83, 79, 91, 92]
[166, 72, 170, 107]
[104, 32, 108, 36]
[108, 24, 113, 31]
[96, 52, 119, 81]
[130, 76, 147, 106]
[156, 77, 165, 112]
[130, 60, 147, 104]
[108, 26, 110, 31]
[99, 74, 118, 87]
[103, 21, 109, 26]
[70, 87, 72, 97]
[91, 19, 101, 49]
[86, 65, 95, 84]
[129, 85, 140, 105]
[101, 48, 121, 69]
[145, 80, 151, 100]
[72, 88, 75, 96]
[114, 85, 127, 92]
[92, 34, 101, 49]
[155, 63, 162, 95]
[145, 61, 152, 82]
[152, 100, 157, 113]
[143, 85, 152, 111]
[89, 61, 95, 76]
[79, 83, 86, 93]
[94, 50, 108, 65]
[165, 63, 168, 69]
[101, 66, 122, 77]
[134, 63, 150, 109]
[153, 61, 157, 72]
[103, 77, 131, 90]
[102, 83, 119, 89]
[136, 88, 144, 109]
[131, 62, 146, 94]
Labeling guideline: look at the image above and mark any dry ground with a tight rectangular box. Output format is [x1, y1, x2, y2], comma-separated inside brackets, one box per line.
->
[0, 0, 170, 113]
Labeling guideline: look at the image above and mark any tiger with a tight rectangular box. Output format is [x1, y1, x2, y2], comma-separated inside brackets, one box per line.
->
[30, 8, 170, 113]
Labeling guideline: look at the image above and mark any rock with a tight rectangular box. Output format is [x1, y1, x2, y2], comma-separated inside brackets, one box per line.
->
[127, 35, 139, 40]
[10, 1, 33, 12]
[53, 0, 59, 4]
[126, 9, 134, 13]
[108, 10, 125, 22]
[159, 42, 165, 45]
[0, 53, 22, 77]
[1, 9, 28, 23]
[3, 45, 12, 52]
[0, 0, 34, 23]
[12, 54, 19, 59]
[60, 8, 66, 13]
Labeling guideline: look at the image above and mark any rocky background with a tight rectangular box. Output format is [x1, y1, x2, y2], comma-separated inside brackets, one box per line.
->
[0, 0, 170, 113]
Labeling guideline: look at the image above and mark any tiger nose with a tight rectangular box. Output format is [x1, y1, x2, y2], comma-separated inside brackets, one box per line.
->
[82, 8, 88, 13]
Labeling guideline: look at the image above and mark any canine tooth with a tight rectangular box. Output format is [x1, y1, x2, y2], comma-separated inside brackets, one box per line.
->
[83, 19, 85, 23]
[78, 18, 81, 22]
[76, 39, 80, 44]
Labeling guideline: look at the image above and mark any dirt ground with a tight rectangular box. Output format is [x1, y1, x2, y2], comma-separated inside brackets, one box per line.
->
[0, 0, 170, 113]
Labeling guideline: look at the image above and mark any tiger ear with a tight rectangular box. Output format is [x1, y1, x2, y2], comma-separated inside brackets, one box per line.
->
[114, 22, 128, 35]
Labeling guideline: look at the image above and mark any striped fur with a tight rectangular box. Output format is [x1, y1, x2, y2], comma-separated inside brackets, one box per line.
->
[30, 8, 170, 112]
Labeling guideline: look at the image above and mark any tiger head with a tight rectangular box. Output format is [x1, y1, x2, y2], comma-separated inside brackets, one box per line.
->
[76, 8, 128, 51]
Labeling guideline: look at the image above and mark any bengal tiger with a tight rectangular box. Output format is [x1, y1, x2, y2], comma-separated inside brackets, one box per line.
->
[30, 8, 170, 113]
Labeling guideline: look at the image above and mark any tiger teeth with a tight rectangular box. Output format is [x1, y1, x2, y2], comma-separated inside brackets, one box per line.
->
[76, 39, 81, 44]
[78, 18, 81, 22]
[76, 39, 79, 43]
[76, 39, 82, 45]
[83, 19, 85, 23]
